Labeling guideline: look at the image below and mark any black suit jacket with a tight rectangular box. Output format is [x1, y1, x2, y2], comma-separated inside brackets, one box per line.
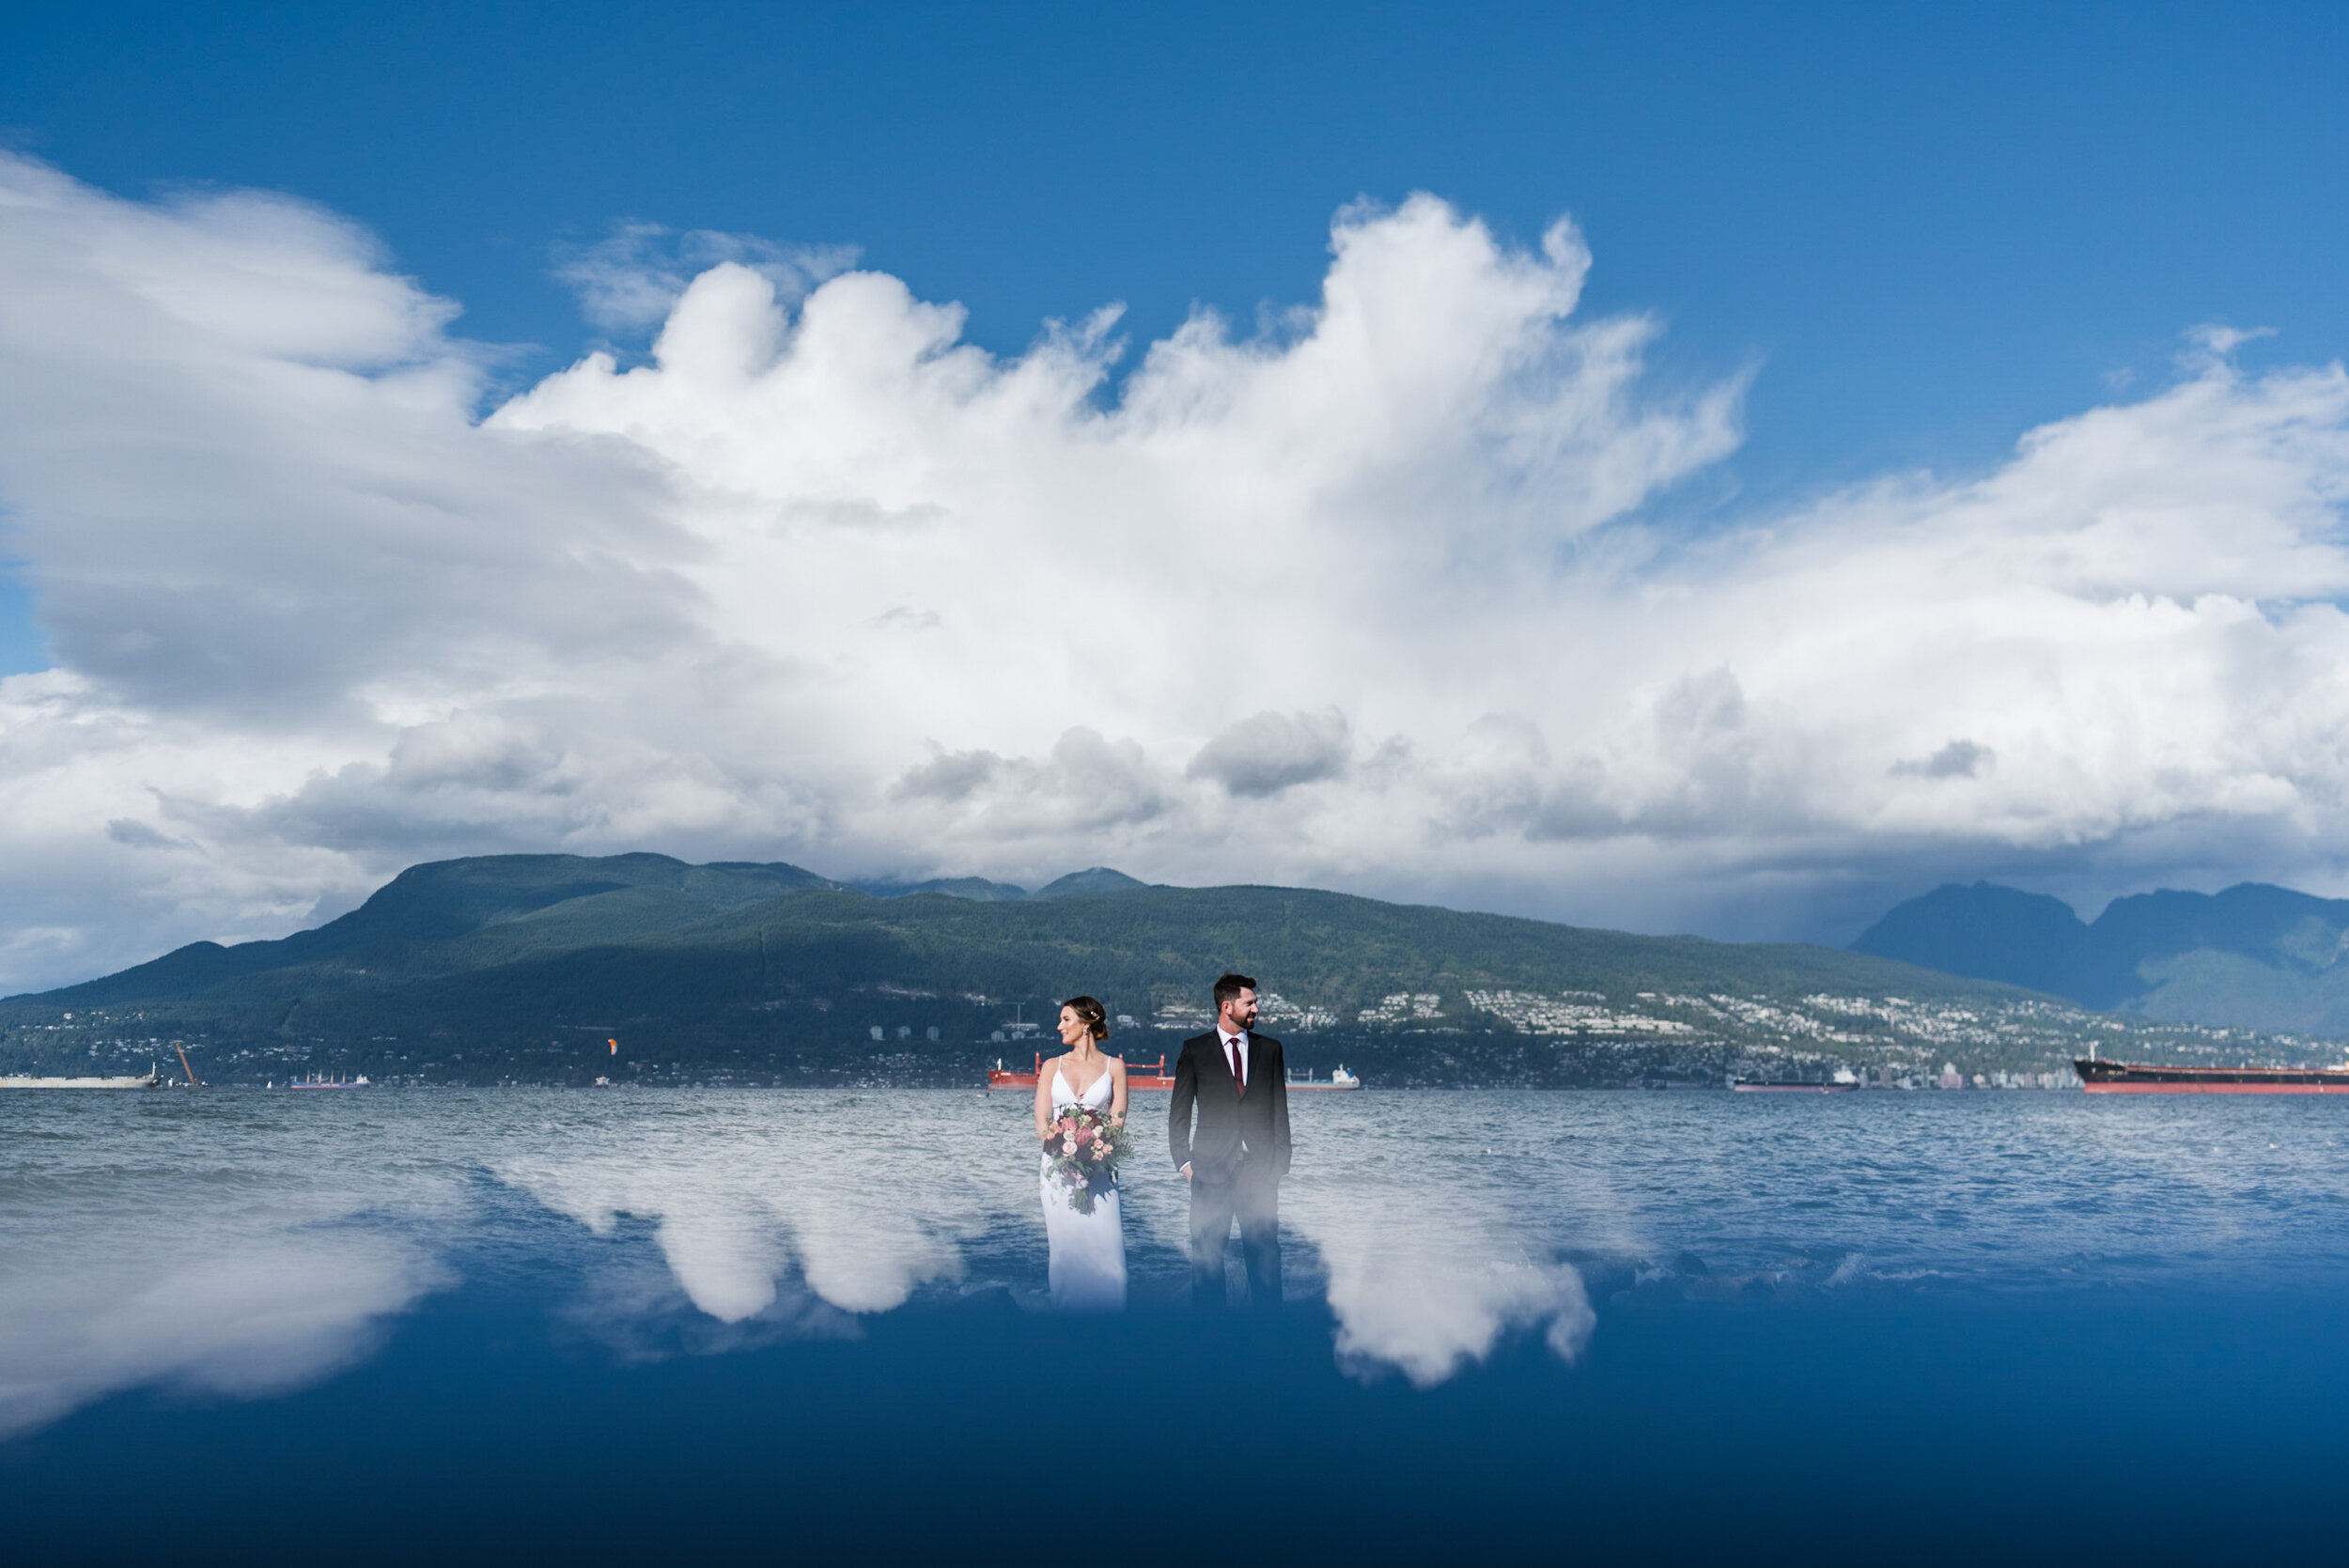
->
[1168, 1031, 1292, 1180]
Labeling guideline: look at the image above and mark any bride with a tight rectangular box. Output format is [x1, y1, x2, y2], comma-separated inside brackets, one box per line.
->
[1034, 995, 1128, 1310]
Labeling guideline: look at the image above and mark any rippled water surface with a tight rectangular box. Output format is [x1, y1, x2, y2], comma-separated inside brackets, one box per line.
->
[10, 1087, 2349, 1560]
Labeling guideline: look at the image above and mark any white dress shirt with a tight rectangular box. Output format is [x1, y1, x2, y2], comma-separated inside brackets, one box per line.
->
[1218, 1028, 1251, 1090]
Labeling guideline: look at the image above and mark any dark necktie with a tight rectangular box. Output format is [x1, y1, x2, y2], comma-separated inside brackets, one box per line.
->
[1228, 1037, 1245, 1096]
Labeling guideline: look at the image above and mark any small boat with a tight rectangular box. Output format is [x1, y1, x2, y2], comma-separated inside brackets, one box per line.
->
[0, 1065, 161, 1090]
[1734, 1078, 1859, 1094]
[288, 1073, 371, 1089]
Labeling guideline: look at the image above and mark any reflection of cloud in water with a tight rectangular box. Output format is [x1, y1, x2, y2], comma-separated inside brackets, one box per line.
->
[39, 1087, 2338, 1436]
[0, 1234, 439, 1438]
[1334, 1251, 1592, 1388]
[550, 1225, 863, 1362]
[1286, 1184, 1595, 1388]
[1278, 1095, 1610, 1386]
[0, 1096, 472, 1438]
[492, 1093, 1610, 1388]
[495, 1097, 1023, 1320]
[0, 1115, 451, 1443]
[498, 1094, 1606, 1388]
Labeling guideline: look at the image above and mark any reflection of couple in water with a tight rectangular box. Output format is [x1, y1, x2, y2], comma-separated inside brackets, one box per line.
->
[1033, 972, 1294, 1312]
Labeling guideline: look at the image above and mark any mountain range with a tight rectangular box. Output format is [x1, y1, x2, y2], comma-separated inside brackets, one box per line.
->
[0, 850, 2127, 1088]
[1852, 880, 2349, 1033]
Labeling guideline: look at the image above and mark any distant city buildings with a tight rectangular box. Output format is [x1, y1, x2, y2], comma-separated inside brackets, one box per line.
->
[1467, 989, 1696, 1036]
[1255, 993, 1340, 1030]
[1358, 992, 1445, 1024]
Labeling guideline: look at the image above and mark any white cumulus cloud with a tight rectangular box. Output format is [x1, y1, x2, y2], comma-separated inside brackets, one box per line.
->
[3, 150, 2349, 986]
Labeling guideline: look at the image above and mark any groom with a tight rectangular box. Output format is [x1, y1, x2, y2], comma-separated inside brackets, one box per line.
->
[1169, 972, 1292, 1310]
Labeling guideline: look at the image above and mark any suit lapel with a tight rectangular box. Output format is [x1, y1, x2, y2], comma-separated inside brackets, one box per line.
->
[1198, 1034, 1237, 1103]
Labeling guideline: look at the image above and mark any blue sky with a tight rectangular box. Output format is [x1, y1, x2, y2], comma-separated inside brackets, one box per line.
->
[12, 0, 2346, 494]
[2, 1, 2348, 984]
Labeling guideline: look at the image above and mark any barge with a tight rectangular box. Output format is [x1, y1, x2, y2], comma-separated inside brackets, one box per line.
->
[0, 1067, 161, 1089]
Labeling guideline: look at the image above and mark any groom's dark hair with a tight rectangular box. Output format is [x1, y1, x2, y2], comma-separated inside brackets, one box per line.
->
[1212, 972, 1257, 1008]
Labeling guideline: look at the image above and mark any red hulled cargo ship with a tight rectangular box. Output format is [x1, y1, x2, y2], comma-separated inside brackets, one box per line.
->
[2074, 1058, 2349, 1094]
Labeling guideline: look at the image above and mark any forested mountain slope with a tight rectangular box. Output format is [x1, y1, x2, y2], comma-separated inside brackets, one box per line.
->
[4, 854, 2315, 1086]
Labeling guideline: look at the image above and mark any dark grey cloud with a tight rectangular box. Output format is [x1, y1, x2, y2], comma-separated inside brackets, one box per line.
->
[103, 817, 185, 850]
[1187, 708, 1351, 798]
[1891, 739, 1995, 780]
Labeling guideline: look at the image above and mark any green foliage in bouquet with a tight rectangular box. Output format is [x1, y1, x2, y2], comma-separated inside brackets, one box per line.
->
[1041, 1103, 1131, 1214]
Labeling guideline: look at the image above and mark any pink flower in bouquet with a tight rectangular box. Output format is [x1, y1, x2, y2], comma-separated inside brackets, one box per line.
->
[1072, 1126, 1092, 1145]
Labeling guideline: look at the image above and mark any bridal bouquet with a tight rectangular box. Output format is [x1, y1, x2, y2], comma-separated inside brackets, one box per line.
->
[1042, 1105, 1131, 1214]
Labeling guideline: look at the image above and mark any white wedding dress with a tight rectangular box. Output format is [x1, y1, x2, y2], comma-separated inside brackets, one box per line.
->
[1040, 1062, 1128, 1311]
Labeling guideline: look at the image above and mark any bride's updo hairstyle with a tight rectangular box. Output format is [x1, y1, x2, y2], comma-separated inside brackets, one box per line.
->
[1063, 996, 1111, 1041]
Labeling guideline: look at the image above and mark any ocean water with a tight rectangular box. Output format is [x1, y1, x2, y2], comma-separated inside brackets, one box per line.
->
[8, 1086, 2349, 1562]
